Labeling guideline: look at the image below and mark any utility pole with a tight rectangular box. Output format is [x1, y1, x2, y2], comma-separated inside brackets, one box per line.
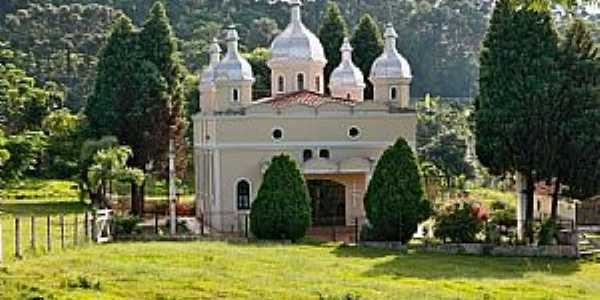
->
[169, 126, 177, 236]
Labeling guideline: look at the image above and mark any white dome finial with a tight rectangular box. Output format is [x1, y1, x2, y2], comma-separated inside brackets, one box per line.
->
[370, 23, 411, 80]
[214, 25, 254, 82]
[340, 37, 353, 61]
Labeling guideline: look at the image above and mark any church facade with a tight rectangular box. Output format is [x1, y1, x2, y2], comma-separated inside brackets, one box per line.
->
[193, 1, 416, 232]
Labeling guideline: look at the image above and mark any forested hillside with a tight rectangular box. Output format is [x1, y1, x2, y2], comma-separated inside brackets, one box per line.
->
[1, 0, 598, 111]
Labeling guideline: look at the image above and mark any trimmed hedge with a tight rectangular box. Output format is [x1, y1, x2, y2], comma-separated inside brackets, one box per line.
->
[363, 138, 432, 243]
[250, 154, 311, 241]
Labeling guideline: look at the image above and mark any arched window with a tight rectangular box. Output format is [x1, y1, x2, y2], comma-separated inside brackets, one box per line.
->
[232, 88, 240, 102]
[315, 76, 321, 92]
[277, 76, 285, 93]
[390, 86, 398, 101]
[297, 73, 305, 90]
[303, 149, 313, 162]
[319, 149, 330, 159]
[347, 93, 351, 99]
[237, 180, 251, 210]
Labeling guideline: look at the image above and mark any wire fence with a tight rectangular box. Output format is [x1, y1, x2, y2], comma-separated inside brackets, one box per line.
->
[0, 212, 98, 264]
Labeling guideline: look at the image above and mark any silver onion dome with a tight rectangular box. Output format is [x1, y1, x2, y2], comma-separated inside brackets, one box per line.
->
[370, 23, 412, 79]
[200, 38, 222, 86]
[269, 1, 326, 64]
[214, 25, 254, 82]
[330, 38, 365, 88]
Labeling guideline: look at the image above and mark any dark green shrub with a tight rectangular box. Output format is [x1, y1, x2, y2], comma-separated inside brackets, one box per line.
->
[492, 207, 516, 227]
[434, 202, 483, 243]
[538, 218, 559, 245]
[363, 138, 433, 243]
[112, 215, 141, 236]
[250, 154, 311, 241]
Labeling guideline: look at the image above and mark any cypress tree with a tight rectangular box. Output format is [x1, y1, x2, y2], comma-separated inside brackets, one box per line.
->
[126, 1, 188, 215]
[86, 16, 136, 139]
[550, 19, 600, 208]
[350, 14, 383, 100]
[363, 138, 432, 243]
[475, 0, 563, 242]
[318, 1, 348, 95]
[250, 154, 311, 241]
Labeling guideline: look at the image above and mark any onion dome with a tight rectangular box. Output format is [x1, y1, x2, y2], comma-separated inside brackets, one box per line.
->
[269, 0, 326, 64]
[330, 38, 365, 89]
[200, 38, 222, 87]
[214, 25, 254, 82]
[370, 23, 412, 80]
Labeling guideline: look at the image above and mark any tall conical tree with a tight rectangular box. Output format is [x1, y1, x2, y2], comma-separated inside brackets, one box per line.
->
[86, 16, 137, 139]
[475, 0, 564, 242]
[350, 14, 383, 100]
[126, 2, 188, 215]
[250, 154, 311, 241]
[318, 1, 348, 95]
[549, 19, 600, 211]
[363, 138, 432, 243]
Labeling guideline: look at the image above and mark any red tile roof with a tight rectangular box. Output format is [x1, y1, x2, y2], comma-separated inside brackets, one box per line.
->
[254, 90, 356, 108]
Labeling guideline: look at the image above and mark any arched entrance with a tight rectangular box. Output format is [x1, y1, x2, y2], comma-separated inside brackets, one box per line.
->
[307, 180, 346, 226]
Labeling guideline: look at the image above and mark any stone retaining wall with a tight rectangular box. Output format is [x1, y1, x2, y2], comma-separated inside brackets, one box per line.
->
[420, 243, 578, 258]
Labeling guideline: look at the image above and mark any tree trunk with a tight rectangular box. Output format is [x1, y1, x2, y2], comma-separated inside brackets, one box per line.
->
[525, 173, 535, 244]
[131, 181, 145, 217]
[551, 178, 561, 220]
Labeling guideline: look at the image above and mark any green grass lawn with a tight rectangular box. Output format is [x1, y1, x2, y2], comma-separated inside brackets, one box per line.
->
[0, 241, 598, 300]
[0, 179, 80, 200]
[468, 187, 517, 209]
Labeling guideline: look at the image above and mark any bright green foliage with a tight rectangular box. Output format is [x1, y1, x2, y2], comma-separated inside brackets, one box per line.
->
[350, 14, 383, 100]
[318, 1, 348, 94]
[250, 154, 311, 241]
[244, 47, 271, 98]
[78, 136, 118, 201]
[42, 108, 84, 178]
[88, 146, 144, 192]
[0, 40, 63, 135]
[434, 202, 484, 243]
[1, 131, 47, 182]
[363, 138, 432, 243]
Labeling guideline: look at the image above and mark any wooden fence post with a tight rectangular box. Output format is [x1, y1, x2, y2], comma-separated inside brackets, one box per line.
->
[60, 214, 65, 249]
[74, 215, 79, 246]
[47, 215, 52, 252]
[0, 223, 3, 264]
[92, 211, 97, 243]
[15, 218, 21, 259]
[30, 216, 36, 251]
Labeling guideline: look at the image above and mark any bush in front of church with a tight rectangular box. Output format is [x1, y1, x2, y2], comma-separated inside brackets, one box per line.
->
[250, 154, 311, 241]
[363, 138, 433, 243]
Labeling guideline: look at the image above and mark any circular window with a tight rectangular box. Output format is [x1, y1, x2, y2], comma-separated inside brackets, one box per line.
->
[272, 128, 284, 141]
[348, 126, 361, 140]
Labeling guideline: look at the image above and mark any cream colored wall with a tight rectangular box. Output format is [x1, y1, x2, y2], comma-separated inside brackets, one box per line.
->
[270, 62, 324, 95]
[372, 77, 411, 107]
[330, 86, 364, 101]
[211, 114, 416, 146]
[214, 80, 253, 111]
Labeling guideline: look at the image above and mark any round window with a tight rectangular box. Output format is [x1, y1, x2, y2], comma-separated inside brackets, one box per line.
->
[348, 126, 361, 140]
[272, 128, 283, 141]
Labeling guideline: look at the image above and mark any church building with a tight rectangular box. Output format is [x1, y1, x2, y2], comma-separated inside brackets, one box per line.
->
[193, 1, 416, 232]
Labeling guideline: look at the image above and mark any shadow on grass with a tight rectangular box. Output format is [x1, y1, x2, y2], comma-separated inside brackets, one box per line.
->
[332, 245, 580, 279]
[0, 201, 89, 216]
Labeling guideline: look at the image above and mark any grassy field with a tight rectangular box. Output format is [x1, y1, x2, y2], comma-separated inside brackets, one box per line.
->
[0, 179, 80, 200]
[0, 199, 90, 263]
[0, 241, 598, 300]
